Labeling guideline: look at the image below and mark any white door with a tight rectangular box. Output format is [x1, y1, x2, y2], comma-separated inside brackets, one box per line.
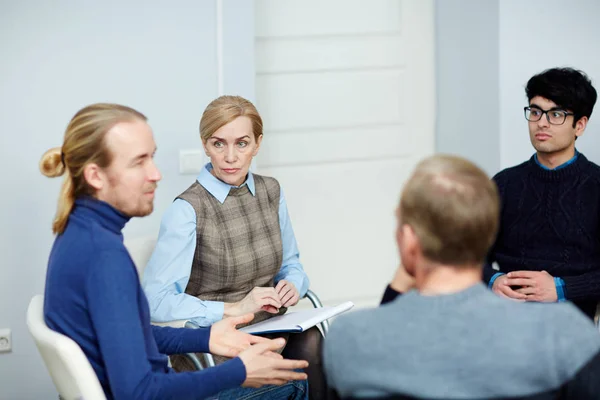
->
[255, 0, 435, 308]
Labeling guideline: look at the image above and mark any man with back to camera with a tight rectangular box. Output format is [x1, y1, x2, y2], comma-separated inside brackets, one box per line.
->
[323, 154, 600, 399]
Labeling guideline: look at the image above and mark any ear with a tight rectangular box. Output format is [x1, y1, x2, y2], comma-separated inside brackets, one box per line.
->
[253, 134, 263, 156]
[402, 224, 420, 259]
[398, 224, 420, 276]
[575, 116, 588, 138]
[202, 140, 210, 157]
[83, 163, 106, 191]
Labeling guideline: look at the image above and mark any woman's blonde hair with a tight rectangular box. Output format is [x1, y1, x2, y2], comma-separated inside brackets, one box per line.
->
[40, 103, 147, 234]
[399, 154, 500, 266]
[199, 95, 263, 142]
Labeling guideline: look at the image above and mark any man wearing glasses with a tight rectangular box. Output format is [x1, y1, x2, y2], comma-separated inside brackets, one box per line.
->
[483, 67, 600, 319]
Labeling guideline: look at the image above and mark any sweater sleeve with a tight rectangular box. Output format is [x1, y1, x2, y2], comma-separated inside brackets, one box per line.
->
[560, 172, 600, 301]
[561, 269, 600, 301]
[151, 325, 210, 355]
[482, 263, 500, 285]
[86, 249, 245, 400]
[483, 174, 505, 285]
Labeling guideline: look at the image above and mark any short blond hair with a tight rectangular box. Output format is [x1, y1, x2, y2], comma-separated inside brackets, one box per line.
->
[399, 154, 499, 266]
[39, 103, 146, 234]
[199, 95, 263, 142]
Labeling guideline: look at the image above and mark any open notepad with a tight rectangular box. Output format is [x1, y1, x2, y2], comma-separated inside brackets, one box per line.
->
[240, 301, 354, 335]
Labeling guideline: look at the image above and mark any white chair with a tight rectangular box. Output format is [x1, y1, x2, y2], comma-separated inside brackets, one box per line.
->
[27, 295, 107, 400]
[124, 236, 205, 369]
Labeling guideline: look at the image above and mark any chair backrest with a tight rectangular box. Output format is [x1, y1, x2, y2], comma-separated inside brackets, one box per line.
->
[26, 295, 106, 400]
[123, 235, 157, 278]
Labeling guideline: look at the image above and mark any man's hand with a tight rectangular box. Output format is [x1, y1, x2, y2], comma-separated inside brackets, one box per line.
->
[209, 313, 269, 358]
[390, 263, 415, 293]
[238, 338, 309, 388]
[491, 274, 527, 301]
[275, 280, 300, 307]
[224, 287, 282, 317]
[505, 270, 558, 302]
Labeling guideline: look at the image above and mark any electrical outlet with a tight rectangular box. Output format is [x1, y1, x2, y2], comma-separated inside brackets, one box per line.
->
[0, 329, 11, 353]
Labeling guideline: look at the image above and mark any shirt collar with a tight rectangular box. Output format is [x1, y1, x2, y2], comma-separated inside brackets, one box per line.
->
[196, 163, 255, 204]
[534, 149, 579, 171]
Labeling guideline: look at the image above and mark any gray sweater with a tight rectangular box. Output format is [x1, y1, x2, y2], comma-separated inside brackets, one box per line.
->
[323, 283, 600, 399]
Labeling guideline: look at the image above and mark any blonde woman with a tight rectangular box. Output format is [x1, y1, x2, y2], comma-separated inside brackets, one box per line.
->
[143, 95, 325, 399]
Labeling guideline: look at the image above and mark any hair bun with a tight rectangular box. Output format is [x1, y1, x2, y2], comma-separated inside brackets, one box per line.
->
[39, 147, 66, 177]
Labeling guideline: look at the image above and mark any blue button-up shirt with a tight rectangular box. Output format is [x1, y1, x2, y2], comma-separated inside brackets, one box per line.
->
[488, 151, 579, 302]
[142, 163, 309, 327]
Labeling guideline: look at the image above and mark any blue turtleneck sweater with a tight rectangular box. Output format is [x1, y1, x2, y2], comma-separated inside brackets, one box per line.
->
[44, 197, 245, 399]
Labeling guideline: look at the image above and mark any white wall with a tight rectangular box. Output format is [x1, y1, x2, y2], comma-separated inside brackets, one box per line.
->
[499, 0, 600, 169]
[0, 1, 253, 398]
[435, 0, 500, 176]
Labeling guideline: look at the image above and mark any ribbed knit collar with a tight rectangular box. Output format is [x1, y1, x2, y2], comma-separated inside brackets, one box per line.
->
[73, 197, 130, 234]
[534, 149, 579, 171]
[527, 153, 588, 181]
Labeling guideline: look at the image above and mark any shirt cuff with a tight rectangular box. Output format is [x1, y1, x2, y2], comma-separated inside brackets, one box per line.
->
[488, 272, 505, 289]
[285, 276, 308, 298]
[191, 301, 225, 327]
[554, 277, 567, 302]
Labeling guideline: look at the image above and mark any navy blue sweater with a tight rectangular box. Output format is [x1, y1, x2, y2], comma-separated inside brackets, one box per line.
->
[483, 153, 600, 318]
[44, 197, 246, 399]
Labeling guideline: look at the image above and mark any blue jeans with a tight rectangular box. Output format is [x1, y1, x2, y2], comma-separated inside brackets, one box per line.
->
[207, 380, 308, 400]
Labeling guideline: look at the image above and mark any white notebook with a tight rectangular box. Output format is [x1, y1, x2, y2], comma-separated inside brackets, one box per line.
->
[240, 301, 354, 335]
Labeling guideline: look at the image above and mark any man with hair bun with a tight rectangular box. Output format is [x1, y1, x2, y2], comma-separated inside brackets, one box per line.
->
[41, 103, 308, 400]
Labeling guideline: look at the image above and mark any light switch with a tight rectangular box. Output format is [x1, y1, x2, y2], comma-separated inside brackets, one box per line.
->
[179, 149, 207, 175]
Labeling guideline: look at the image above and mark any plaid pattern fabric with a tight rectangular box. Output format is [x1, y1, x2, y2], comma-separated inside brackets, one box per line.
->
[178, 174, 284, 324]
[171, 175, 286, 370]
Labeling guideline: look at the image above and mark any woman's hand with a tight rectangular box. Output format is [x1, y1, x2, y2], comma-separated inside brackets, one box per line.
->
[224, 287, 282, 317]
[275, 280, 300, 307]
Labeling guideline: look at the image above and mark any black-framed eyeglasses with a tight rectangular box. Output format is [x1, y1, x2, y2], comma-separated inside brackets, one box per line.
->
[524, 106, 574, 125]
